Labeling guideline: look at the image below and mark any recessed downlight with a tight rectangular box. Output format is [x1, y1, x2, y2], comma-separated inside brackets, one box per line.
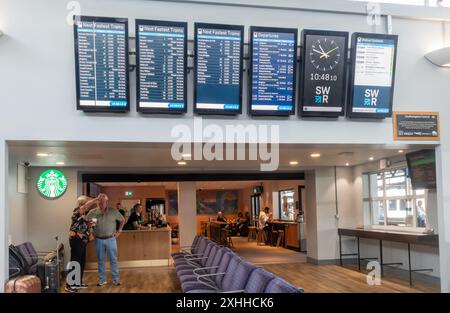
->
[369, 157, 374, 161]
[56, 162, 65, 165]
[398, 150, 404, 153]
[181, 153, 192, 158]
[289, 161, 299, 166]
[310, 153, 321, 158]
[177, 161, 187, 166]
[345, 162, 350, 166]
[36, 153, 49, 157]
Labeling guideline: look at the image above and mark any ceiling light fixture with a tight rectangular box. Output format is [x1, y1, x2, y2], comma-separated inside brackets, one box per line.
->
[424, 47, 450, 67]
[398, 150, 404, 153]
[289, 161, 299, 165]
[310, 153, 321, 158]
[345, 162, 350, 166]
[177, 161, 187, 166]
[36, 153, 50, 157]
[56, 162, 65, 165]
[369, 157, 374, 161]
[181, 153, 192, 158]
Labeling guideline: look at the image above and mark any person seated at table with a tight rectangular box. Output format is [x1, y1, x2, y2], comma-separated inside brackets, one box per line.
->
[237, 211, 250, 236]
[123, 204, 148, 230]
[259, 207, 272, 244]
[216, 211, 227, 223]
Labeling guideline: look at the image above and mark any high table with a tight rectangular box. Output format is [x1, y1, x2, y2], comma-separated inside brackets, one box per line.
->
[86, 227, 172, 269]
[338, 227, 438, 286]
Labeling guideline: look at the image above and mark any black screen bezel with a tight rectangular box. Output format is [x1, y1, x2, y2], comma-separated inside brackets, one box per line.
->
[299, 29, 349, 118]
[74, 15, 130, 113]
[135, 19, 188, 114]
[248, 26, 298, 116]
[194, 22, 244, 115]
[347, 32, 398, 119]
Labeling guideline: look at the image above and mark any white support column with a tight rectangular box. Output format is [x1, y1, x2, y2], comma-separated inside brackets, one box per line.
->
[436, 145, 450, 292]
[0, 139, 8, 292]
[177, 182, 197, 247]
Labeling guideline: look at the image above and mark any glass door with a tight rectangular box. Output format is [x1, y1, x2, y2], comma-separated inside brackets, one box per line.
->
[279, 189, 295, 221]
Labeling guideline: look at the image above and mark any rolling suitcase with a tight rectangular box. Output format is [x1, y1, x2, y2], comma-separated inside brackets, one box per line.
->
[5, 275, 41, 293]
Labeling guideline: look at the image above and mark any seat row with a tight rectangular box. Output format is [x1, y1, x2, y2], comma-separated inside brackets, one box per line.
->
[171, 236, 304, 293]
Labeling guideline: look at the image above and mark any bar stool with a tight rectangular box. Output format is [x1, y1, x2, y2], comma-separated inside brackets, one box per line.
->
[270, 226, 278, 246]
[257, 228, 266, 246]
[276, 230, 285, 247]
[248, 226, 257, 242]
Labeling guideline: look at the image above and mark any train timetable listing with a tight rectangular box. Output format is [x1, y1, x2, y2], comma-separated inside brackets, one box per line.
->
[75, 17, 129, 111]
[137, 22, 186, 113]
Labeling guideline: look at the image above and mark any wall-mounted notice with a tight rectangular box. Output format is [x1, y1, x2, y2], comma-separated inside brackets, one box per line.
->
[136, 20, 187, 113]
[393, 112, 440, 141]
[300, 30, 349, 117]
[249, 27, 297, 116]
[348, 33, 398, 119]
[74, 16, 129, 112]
[194, 23, 244, 115]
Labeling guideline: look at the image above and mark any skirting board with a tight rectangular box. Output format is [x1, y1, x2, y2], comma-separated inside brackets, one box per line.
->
[86, 259, 171, 270]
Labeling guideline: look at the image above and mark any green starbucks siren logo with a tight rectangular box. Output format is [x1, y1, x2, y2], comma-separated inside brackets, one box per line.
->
[36, 169, 68, 199]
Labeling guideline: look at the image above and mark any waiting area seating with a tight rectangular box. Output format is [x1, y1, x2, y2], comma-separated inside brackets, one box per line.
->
[172, 236, 304, 293]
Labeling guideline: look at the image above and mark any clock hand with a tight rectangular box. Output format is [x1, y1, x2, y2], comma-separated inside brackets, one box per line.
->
[320, 47, 338, 59]
[312, 48, 327, 56]
[319, 45, 325, 54]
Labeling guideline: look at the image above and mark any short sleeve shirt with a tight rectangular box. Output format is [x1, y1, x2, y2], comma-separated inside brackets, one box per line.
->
[87, 207, 125, 238]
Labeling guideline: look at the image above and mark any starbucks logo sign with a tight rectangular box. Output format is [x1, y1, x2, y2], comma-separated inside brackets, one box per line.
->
[36, 169, 68, 199]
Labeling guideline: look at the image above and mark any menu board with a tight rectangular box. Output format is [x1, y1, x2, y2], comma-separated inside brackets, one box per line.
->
[136, 20, 187, 113]
[300, 30, 348, 117]
[348, 33, 398, 118]
[74, 16, 129, 112]
[249, 27, 297, 116]
[194, 23, 244, 115]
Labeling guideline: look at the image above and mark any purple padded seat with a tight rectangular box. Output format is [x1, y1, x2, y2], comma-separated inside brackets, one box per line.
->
[243, 268, 276, 293]
[175, 241, 216, 273]
[172, 236, 201, 259]
[263, 277, 304, 293]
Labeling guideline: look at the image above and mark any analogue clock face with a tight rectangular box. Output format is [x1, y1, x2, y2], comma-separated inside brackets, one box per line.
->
[309, 37, 341, 72]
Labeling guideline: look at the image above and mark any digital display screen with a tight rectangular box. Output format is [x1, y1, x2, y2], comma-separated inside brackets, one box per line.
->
[348, 33, 398, 119]
[406, 149, 436, 190]
[300, 30, 348, 117]
[74, 16, 129, 112]
[136, 20, 187, 113]
[249, 27, 297, 115]
[194, 23, 244, 115]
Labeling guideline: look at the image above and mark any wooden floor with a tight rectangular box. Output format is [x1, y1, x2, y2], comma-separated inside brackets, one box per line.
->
[69, 237, 439, 293]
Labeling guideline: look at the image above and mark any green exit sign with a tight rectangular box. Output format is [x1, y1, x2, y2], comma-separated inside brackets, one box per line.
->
[125, 191, 133, 196]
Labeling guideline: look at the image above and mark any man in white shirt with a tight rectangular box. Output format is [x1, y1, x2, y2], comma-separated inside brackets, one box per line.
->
[259, 207, 272, 244]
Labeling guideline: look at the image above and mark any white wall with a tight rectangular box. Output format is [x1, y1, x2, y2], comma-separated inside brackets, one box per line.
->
[26, 167, 79, 266]
[1, 0, 450, 291]
[177, 182, 197, 247]
[7, 157, 28, 245]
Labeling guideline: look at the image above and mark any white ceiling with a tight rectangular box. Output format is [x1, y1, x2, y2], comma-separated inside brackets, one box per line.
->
[8, 141, 433, 171]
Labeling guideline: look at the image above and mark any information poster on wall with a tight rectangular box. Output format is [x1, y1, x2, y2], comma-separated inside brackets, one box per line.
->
[300, 30, 349, 117]
[348, 33, 398, 119]
[249, 27, 297, 116]
[74, 16, 129, 112]
[393, 112, 440, 141]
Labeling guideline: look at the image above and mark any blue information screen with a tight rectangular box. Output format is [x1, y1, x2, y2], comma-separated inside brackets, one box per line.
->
[250, 30, 296, 115]
[350, 35, 397, 117]
[136, 21, 186, 113]
[195, 25, 243, 114]
[74, 17, 129, 111]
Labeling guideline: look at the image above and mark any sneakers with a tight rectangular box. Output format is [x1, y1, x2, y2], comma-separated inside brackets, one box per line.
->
[97, 281, 108, 287]
[113, 281, 121, 286]
[65, 285, 78, 293]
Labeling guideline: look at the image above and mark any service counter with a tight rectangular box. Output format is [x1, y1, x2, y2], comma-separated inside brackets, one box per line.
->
[86, 227, 172, 269]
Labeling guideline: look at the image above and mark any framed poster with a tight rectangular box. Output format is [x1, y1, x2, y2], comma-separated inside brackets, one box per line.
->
[393, 112, 440, 141]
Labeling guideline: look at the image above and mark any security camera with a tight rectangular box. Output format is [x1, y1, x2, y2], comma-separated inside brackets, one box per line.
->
[22, 161, 30, 167]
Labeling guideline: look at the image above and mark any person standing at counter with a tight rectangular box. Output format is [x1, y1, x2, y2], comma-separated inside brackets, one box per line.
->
[65, 195, 99, 293]
[259, 207, 272, 244]
[123, 204, 148, 230]
[217, 211, 227, 223]
[86, 193, 125, 287]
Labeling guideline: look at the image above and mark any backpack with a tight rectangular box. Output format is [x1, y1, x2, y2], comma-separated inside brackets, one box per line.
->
[8, 245, 27, 278]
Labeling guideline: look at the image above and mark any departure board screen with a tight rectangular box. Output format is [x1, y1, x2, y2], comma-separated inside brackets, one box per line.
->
[194, 23, 244, 115]
[300, 30, 348, 117]
[74, 16, 129, 112]
[249, 27, 297, 115]
[136, 20, 187, 114]
[347, 33, 398, 119]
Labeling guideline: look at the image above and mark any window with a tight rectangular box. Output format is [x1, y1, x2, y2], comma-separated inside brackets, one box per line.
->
[363, 168, 427, 228]
[279, 189, 295, 221]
